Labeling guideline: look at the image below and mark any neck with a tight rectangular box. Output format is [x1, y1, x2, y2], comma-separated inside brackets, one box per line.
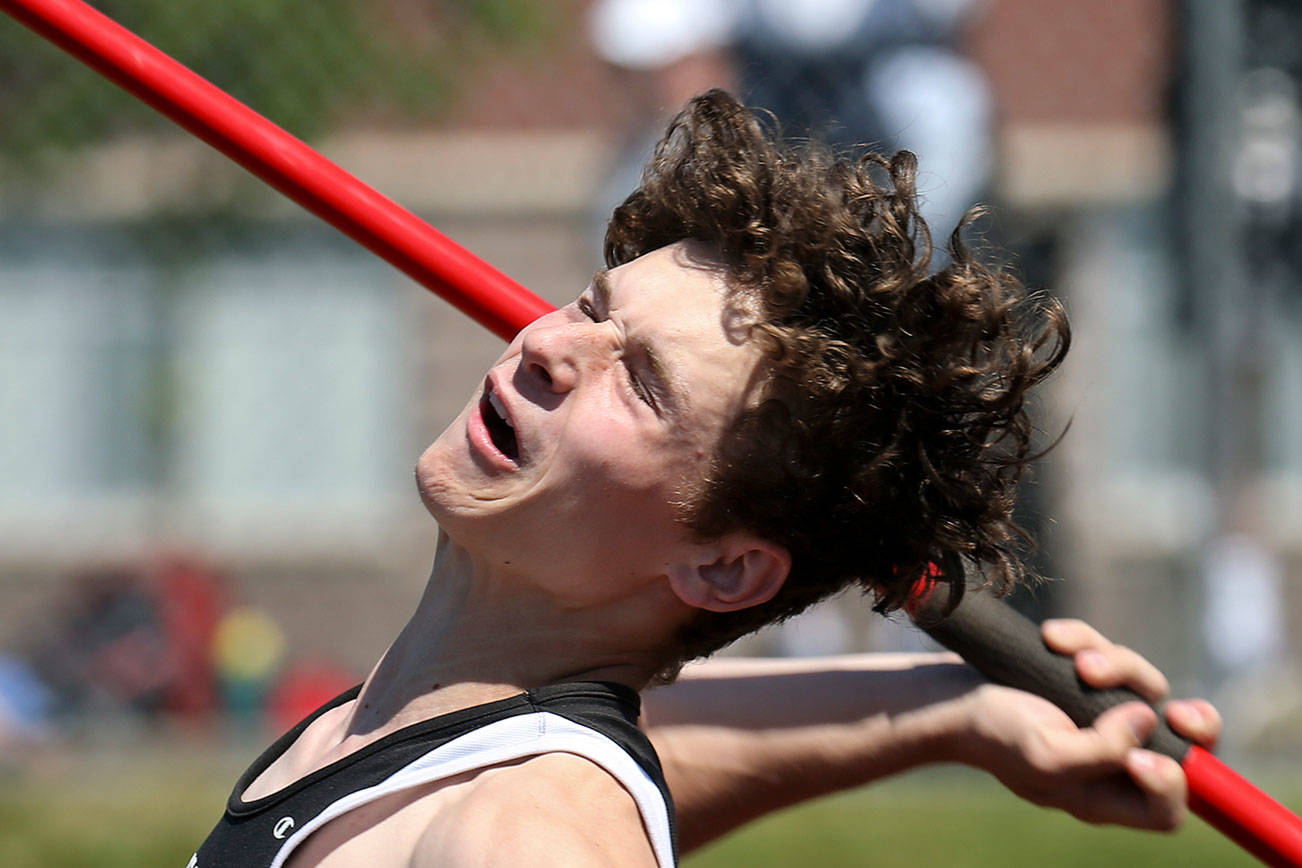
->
[345, 531, 680, 737]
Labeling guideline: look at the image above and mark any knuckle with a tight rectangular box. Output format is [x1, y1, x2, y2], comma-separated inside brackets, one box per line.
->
[1103, 732, 1136, 761]
[1026, 742, 1063, 776]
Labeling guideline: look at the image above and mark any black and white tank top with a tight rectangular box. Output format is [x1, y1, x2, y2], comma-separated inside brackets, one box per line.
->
[190, 681, 677, 867]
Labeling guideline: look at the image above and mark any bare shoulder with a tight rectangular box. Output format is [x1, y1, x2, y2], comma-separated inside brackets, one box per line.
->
[411, 753, 659, 868]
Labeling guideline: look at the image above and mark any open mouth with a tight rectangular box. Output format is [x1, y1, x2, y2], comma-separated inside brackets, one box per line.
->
[479, 384, 519, 462]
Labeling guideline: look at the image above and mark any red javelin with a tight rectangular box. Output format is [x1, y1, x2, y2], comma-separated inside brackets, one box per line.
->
[3, 0, 1300, 863]
[0, 0, 554, 342]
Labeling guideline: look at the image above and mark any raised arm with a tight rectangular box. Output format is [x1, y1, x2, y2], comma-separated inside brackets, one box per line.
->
[642, 622, 1220, 855]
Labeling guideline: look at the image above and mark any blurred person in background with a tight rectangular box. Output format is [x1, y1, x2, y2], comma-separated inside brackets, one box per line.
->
[21, 556, 227, 725]
[30, 565, 174, 719]
[590, 0, 991, 261]
[191, 92, 1219, 867]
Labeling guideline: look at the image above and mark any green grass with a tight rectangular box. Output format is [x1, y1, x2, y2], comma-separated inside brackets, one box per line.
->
[0, 748, 1291, 866]
[0, 743, 240, 868]
[684, 768, 1275, 867]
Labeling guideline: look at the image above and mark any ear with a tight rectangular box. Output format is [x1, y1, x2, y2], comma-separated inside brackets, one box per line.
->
[667, 534, 791, 613]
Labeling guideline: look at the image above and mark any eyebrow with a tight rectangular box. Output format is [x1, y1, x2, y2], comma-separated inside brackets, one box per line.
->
[591, 269, 683, 415]
[592, 268, 613, 310]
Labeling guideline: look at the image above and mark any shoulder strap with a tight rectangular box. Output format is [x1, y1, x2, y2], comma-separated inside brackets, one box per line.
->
[269, 710, 676, 868]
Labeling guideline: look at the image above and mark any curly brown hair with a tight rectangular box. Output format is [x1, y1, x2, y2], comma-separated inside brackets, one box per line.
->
[605, 90, 1069, 664]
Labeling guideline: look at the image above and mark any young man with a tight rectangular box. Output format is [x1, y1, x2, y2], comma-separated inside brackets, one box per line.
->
[192, 91, 1219, 867]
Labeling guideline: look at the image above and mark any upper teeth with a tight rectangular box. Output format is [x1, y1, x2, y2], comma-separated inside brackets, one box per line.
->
[488, 391, 513, 428]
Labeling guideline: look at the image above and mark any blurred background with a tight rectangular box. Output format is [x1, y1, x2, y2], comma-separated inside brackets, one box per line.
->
[1, 0, 1299, 865]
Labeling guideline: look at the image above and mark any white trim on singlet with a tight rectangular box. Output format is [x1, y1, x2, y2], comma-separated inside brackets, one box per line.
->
[268, 711, 675, 868]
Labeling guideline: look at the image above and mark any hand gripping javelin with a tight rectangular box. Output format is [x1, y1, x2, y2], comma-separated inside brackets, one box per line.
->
[2, 1, 1300, 864]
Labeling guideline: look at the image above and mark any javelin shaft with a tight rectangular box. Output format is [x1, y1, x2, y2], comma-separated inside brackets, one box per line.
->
[1186, 746, 1302, 868]
[0, 0, 555, 341]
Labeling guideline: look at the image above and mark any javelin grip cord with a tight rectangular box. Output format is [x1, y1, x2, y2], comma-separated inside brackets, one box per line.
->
[910, 584, 1302, 868]
[3, 0, 1300, 864]
[0, 0, 554, 341]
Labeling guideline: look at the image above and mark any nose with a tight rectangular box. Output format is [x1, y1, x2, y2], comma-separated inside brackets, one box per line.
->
[518, 319, 613, 394]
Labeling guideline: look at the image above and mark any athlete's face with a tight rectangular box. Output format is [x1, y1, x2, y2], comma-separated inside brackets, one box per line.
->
[416, 241, 764, 595]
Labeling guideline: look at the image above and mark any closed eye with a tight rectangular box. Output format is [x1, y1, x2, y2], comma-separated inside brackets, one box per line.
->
[576, 295, 657, 411]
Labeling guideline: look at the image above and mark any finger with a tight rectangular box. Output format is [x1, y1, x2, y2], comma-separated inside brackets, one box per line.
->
[1165, 699, 1222, 750]
[1041, 620, 1170, 703]
[1041, 618, 1105, 654]
[1035, 702, 1156, 777]
[1124, 748, 1188, 830]
[1073, 644, 1170, 703]
[1057, 763, 1187, 831]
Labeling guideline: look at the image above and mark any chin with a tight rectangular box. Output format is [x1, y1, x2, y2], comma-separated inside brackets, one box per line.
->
[413, 438, 455, 520]
[412, 429, 500, 532]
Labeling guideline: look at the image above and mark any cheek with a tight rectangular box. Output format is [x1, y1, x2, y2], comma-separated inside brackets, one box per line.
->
[558, 408, 695, 494]
[558, 434, 708, 555]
